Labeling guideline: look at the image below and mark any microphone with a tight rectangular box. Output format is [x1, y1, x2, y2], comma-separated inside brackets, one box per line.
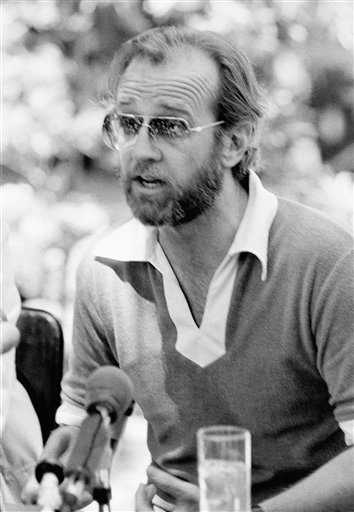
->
[61, 366, 134, 511]
[35, 460, 64, 512]
[34, 427, 75, 511]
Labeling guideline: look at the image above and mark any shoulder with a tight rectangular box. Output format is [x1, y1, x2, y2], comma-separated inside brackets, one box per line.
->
[273, 198, 352, 259]
[267, 197, 353, 288]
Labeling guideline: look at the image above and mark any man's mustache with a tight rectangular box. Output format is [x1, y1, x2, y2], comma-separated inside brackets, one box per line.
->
[121, 164, 170, 186]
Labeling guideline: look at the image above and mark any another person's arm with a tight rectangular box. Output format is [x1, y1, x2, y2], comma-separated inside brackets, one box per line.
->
[0, 318, 20, 430]
[0, 222, 22, 429]
[1, 317, 20, 354]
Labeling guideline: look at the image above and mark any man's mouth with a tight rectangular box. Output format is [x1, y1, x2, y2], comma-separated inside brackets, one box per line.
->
[134, 176, 165, 188]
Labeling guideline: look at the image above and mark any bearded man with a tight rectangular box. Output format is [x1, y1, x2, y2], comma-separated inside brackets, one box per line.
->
[25, 26, 353, 512]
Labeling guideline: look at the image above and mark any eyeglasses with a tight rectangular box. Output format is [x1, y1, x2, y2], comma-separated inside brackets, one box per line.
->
[102, 112, 225, 150]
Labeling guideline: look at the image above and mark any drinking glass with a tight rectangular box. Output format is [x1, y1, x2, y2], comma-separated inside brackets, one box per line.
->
[197, 425, 251, 512]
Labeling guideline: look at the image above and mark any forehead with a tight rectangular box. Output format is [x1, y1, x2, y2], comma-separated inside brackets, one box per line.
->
[116, 49, 219, 118]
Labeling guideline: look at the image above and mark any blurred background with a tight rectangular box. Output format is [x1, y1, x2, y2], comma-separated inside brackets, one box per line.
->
[1, 1, 353, 510]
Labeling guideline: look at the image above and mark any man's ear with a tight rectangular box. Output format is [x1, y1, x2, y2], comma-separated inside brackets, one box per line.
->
[220, 121, 253, 169]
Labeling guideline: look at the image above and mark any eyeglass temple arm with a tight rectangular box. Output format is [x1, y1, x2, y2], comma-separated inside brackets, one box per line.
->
[191, 120, 225, 133]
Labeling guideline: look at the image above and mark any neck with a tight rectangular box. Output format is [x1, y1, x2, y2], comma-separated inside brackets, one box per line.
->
[158, 173, 248, 270]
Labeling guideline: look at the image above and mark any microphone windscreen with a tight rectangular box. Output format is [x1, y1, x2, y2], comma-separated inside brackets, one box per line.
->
[85, 366, 134, 421]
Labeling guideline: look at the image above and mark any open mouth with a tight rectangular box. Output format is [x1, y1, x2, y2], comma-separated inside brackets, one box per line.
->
[135, 176, 165, 188]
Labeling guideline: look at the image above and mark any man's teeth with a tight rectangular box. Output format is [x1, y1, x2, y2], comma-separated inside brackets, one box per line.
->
[139, 177, 162, 185]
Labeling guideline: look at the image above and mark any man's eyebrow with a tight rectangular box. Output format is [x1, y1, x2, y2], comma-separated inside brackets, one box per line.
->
[158, 103, 192, 119]
[116, 96, 136, 107]
[116, 98, 193, 119]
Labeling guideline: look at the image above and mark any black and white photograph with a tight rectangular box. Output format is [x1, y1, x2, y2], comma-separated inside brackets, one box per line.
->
[1, 2, 353, 511]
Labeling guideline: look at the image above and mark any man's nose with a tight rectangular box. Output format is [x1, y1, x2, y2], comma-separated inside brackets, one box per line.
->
[130, 125, 161, 162]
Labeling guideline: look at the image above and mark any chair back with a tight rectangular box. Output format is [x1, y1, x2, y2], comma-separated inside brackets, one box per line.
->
[16, 306, 64, 443]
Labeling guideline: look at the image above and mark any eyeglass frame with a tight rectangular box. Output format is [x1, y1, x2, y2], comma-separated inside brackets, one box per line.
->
[102, 111, 225, 150]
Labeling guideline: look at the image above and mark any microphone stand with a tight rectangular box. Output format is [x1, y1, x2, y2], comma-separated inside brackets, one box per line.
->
[61, 406, 113, 512]
[92, 407, 113, 512]
[93, 469, 112, 512]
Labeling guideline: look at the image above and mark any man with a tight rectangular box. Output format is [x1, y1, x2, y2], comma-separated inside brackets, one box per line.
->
[26, 26, 353, 511]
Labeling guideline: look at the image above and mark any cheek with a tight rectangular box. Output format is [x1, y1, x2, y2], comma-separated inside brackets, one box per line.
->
[179, 138, 216, 171]
[164, 142, 212, 184]
[117, 150, 132, 174]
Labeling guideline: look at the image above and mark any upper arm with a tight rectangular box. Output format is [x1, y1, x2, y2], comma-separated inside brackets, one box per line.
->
[312, 247, 354, 424]
[58, 255, 119, 422]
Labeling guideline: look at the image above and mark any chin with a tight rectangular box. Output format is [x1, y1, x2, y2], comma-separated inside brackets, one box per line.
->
[129, 202, 173, 226]
[132, 206, 206, 227]
[126, 182, 219, 227]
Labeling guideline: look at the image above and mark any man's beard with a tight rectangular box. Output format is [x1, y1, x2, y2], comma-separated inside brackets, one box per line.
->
[123, 146, 224, 227]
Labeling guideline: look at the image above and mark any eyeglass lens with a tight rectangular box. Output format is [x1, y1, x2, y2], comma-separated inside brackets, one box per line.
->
[117, 115, 191, 139]
[102, 113, 224, 150]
